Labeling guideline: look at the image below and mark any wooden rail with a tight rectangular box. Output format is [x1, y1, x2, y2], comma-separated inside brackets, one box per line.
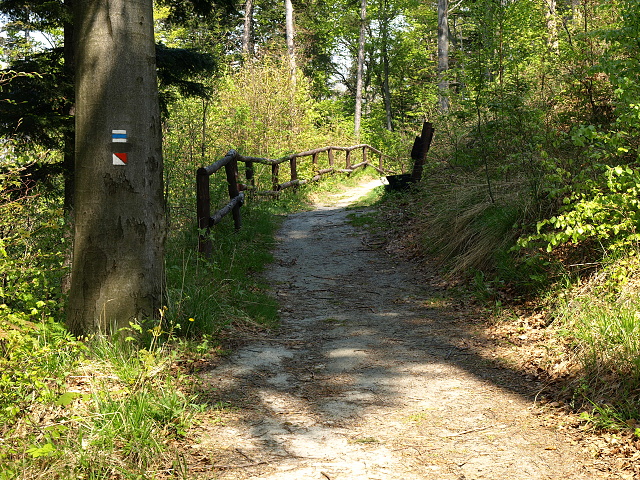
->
[197, 144, 389, 256]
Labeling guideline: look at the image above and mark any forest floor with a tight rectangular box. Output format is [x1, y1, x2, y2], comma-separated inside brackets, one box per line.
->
[180, 179, 637, 479]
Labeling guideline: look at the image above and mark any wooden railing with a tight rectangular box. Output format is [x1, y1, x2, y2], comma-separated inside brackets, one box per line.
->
[197, 144, 389, 256]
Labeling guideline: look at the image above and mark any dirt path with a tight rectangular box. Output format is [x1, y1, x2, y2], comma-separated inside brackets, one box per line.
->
[192, 180, 611, 479]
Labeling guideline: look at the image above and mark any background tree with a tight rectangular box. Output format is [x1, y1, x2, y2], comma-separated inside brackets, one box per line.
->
[285, 0, 296, 83]
[437, 0, 449, 112]
[354, 0, 367, 137]
[242, 0, 255, 57]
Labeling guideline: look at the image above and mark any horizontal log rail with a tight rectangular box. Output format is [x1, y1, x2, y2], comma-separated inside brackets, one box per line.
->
[197, 144, 390, 256]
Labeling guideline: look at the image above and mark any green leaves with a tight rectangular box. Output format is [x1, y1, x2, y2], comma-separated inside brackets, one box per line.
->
[26, 442, 57, 458]
[520, 165, 640, 254]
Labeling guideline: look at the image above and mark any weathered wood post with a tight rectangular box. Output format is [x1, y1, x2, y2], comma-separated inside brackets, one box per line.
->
[245, 160, 255, 188]
[312, 152, 319, 167]
[224, 152, 242, 231]
[345, 148, 352, 169]
[328, 148, 335, 167]
[272, 163, 280, 191]
[411, 121, 435, 182]
[362, 146, 367, 167]
[196, 166, 212, 256]
[290, 156, 298, 191]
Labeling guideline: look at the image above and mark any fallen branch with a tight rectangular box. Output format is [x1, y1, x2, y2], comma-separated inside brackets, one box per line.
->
[441, 425, 495, 437]
[213, 461, 268, 469]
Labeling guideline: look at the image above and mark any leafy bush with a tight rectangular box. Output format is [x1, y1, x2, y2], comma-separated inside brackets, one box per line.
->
[520, 165, 640, 255]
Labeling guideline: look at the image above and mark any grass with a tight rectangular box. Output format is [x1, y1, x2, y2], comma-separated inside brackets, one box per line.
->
[551, 255, 640, 426]
[0, 339, 195, 479]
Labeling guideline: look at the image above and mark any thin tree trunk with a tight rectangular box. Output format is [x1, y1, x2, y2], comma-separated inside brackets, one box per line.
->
[68, 0, 165, 335]
[63, 0, 75, 216]
[437, 0, 449, 113]
[380, 0, 393, 131]
[285, 0, 296, 84]
[544, 0, 559, 53]
[242, 0, 254, 58]
[354, 0, 367, 138]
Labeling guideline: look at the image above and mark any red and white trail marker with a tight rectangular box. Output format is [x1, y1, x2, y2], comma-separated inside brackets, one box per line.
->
[112, 152, 128, 165]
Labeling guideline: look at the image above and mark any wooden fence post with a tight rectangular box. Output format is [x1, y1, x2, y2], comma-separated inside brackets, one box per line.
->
[272, 163, 280, 191]
[196, 167, 212, 257]
[328, 148, 334, 167]
[246, 161, 255, 188]
[362, 146, 367, 166]
[411, 121, 435, 182]
[290, 157, 298, 182]
[345, 149, 352, 169]
[224, 153, 242, 231]
[312, 152, 318, 166]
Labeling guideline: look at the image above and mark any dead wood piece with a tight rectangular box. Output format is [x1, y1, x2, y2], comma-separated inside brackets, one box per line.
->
[213, 461, 268, 469]
[441, 425, 496, 437]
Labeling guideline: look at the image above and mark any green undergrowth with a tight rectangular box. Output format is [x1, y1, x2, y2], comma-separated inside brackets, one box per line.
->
[0, 329, 202, 480]
[164, 201, 283, 339]
[1, 153, 380, 478]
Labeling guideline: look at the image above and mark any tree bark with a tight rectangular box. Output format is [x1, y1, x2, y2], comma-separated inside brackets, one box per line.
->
[285, 0, 296, 84]
[354, 0, 367, 138]
[242, 0, 254, 58]
[437, 0, 449, 113]
[68, 0, 165, 335]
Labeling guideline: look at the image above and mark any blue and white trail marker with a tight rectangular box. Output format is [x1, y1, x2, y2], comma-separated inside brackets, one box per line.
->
[112, 130, 127, 143]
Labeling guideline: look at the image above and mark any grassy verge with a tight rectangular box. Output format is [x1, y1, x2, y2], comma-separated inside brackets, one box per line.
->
[0, 167, 378, 479]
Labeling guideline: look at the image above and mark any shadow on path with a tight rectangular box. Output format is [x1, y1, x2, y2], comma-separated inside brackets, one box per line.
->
[195, 181, 607, 480]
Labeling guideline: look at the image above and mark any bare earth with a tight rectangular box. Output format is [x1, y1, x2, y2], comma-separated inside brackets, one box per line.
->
[190, 180, 614, 479]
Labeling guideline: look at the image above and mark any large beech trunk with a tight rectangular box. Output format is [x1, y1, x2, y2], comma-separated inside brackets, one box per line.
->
[68, 0, 165, 335]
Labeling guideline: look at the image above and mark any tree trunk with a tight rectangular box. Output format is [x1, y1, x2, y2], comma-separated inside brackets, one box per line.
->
[61, 0, 75, 294]
[544, 0, 559, 53]
[285, 0, 296, 84]
[242, 0, 254, 58]
[63, 0, 75, 216]
[437, 0, 449, 113]
[68, 0, 165, 335]
[380, 0, 393, 131]
[354, 0, 367, 138]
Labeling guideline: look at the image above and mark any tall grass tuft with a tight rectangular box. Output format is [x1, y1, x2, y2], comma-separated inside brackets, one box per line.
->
[557, 254, 640, 387]
[545, 253, 640, 427]
[415, 173, 528, 280]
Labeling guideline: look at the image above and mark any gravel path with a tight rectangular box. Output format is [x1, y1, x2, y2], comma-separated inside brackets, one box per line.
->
[194, 180, 609, 479]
